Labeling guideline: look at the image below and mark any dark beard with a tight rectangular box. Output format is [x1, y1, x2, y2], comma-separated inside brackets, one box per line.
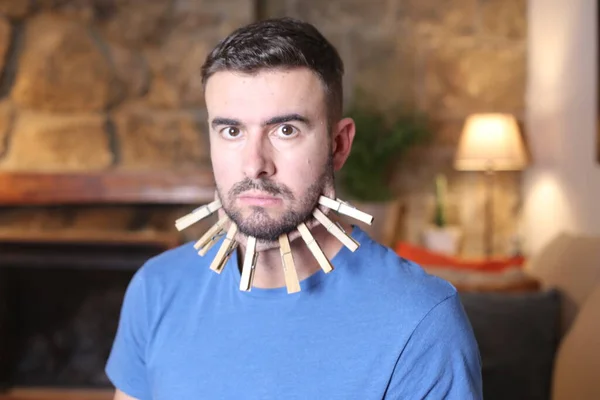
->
[219, 155, 334, 242]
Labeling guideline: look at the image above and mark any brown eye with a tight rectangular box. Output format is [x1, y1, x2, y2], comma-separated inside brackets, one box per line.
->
[222, 127, 241, 138]
[277, 124, 297, 138]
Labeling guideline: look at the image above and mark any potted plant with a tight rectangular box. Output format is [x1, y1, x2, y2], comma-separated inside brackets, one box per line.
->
[338, 104, 431, 246]
[421, 174, 462, 255]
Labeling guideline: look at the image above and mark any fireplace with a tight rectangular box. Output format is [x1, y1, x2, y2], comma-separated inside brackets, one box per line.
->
[0, 238, 164, 388]
[0, 0, 238, 393]
[0, 170, 215, 391]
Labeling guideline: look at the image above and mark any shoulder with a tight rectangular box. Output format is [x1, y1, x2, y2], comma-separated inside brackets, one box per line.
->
[342, 227, 458, 320]
[141, 240, 200, 277]
[134, 239, 219, 292]
[121, 239, 226, 324]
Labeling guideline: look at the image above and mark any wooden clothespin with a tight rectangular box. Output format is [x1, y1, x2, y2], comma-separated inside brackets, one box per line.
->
[312, 208, 359, 252]
[240, 236, 258, 292]
[279, 233, 301, 294]
[297, 222, 333, 273]
[318, 196, 374, 226]
[175, 199, 222, 231]
[209, 222, 238, 274]
[195, 215, 230, 256]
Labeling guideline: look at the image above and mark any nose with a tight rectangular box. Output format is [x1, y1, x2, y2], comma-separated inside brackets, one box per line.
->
[242, 134, 275, 180]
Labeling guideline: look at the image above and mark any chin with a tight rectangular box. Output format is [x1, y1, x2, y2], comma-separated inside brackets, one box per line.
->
[236, 220, 291, 241]
[241, 215, 286, 232]
[238, 212, 308, 241]
[239, 207, 279, 221]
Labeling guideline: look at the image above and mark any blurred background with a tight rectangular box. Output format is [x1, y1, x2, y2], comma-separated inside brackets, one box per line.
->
[0, 0, 599, 399]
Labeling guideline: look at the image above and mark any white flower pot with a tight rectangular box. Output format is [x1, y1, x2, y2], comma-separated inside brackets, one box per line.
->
[422, 226, 462, 256]
[348, 199, 402, 248]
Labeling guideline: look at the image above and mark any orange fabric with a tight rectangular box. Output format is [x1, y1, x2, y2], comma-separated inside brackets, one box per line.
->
[395, 241, 525, 272]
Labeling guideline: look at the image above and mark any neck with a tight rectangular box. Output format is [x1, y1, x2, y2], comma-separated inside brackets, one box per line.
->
[237, 217, 353, 289]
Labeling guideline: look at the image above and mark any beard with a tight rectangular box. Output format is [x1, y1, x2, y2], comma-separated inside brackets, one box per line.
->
[218, 154, 334, 242]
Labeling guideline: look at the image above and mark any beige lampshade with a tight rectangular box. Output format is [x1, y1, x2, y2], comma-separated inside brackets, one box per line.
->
[454, 113, 528, 171]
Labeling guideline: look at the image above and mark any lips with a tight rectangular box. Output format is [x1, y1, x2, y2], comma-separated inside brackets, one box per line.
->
[237, 192, 282, 206]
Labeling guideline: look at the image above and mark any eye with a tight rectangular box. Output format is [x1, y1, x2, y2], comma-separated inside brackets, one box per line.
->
[221, 126, 241, 139]
[275, 124, 298, 138]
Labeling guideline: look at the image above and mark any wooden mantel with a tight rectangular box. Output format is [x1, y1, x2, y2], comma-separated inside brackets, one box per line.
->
[0, 169, 216, 206]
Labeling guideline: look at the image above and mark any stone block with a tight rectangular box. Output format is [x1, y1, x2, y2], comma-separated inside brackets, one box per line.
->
[33, 0, 96, 20]
[0, 206, 71, 230]
[422, 38, 526, 117]
[112, 106, 208, 169]
[144, 32, 212, 109]
[141, 1, 254, 108]
[11, 14, 119, 112]
[96, 0, 174, 47]
[0, 112, 113, 171]
[107, 42, 149, 99]
[294, 0, 396, 31]
[349, 27, 418, 111]
[0, 0, 31, 19]
[70, 206, 138, 231]
[0, 15, 10, 77]
[400, 0, 478, 37]
[0, 100, 13, 156]
[481, 0, 527, 39]
[261, 0, 288, 19]
[172, 0, 254, 37]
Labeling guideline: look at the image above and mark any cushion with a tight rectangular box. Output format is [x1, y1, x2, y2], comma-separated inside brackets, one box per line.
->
[460, 290, 561, 400]
[525, 232, 600, 333]
[552, 283, 600, 400]
[396, 241, 525, 272]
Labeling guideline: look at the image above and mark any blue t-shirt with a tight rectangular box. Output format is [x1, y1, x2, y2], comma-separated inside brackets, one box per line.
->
[106, 226, 482, 399]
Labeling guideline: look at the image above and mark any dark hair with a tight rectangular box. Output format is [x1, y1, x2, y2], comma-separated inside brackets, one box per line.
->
[201, 17, 345, 126]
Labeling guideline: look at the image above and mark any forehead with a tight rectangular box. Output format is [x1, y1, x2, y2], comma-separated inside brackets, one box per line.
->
[204, 68, 327, 121]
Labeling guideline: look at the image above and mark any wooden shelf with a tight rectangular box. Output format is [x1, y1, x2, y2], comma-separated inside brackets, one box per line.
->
[0, 229, 181, 248]
[0, 170, 215, 206]
[0, 388, 113, 400]
[0, 229, 181, 270]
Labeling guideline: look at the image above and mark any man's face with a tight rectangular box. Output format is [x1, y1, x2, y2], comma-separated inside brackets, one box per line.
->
[205, 68, 334, 241]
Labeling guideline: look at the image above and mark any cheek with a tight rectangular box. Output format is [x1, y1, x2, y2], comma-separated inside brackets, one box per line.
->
[211, 147, 237, 189]
[279, 154, 325, 194]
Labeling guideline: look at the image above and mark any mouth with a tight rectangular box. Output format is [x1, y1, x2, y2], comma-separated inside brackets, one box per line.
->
[237, 192, 282, 207]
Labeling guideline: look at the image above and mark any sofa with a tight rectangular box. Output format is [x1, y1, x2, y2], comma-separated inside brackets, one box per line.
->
[526, 232, 600, 400]
[405, 232, 600, 400]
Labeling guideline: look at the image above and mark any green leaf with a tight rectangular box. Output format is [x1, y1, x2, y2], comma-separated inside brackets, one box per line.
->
[339, 104, 431, 202]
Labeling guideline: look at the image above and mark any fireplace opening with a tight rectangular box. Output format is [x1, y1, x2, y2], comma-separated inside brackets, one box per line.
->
[0, 235, 175, 389]
[0, 170, 215, 393]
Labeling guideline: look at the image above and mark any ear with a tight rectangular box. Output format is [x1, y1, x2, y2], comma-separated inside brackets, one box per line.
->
[331, 117, 356, 171]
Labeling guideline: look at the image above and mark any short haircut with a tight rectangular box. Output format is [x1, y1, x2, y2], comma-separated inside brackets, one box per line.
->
[201, 17, 345, 127]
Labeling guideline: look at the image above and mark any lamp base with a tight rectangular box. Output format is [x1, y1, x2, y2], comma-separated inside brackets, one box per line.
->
[484, 169, 495, 258]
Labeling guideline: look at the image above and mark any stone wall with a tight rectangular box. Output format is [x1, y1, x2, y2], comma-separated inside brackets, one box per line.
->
[0, 0, 254, 239]
[0, 0, 255, 171]
[0, 0, 527, 256]
[266, 0, 527, 257]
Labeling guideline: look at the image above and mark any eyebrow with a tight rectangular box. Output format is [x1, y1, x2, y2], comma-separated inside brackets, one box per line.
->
[264, 113, 312, 128]
[211, 117, 240, 130]
[210, 113, 312, 130]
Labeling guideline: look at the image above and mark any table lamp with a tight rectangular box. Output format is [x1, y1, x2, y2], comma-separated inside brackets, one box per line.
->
[454, 113, 528, 257]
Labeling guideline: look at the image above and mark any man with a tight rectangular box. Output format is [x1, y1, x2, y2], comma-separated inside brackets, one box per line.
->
[106, 17, 482, 400]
